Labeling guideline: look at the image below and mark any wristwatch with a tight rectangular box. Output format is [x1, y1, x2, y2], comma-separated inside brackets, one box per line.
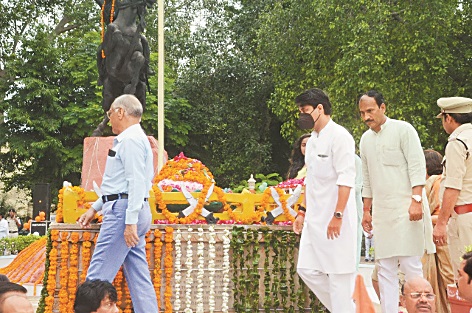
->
[334, 211, 343, 219]
[411, 195, 422, 203]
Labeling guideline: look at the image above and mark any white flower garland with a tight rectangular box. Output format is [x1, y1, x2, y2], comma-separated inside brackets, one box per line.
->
[208, 226, 216, 312]
[196, 227, 205, 313]
[174, 229, 182, 311]
[221, 228, 231, 313]
[184, 228, 194, 313]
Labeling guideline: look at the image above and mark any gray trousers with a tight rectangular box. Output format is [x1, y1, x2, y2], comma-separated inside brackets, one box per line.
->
[86, 199, 159, 313]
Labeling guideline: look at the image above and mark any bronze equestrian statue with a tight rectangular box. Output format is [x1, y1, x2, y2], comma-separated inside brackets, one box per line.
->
[92, 0, 155, 136]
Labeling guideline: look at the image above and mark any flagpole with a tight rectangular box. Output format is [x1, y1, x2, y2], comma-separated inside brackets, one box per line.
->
[157, 0, 165, 172]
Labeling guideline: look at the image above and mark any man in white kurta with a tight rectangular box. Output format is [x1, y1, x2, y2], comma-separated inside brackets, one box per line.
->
[359, 90, 435, 313]
[293, 88, 357, 313]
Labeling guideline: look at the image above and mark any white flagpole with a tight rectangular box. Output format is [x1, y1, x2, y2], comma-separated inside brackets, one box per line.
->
[157, 0, 165, 172]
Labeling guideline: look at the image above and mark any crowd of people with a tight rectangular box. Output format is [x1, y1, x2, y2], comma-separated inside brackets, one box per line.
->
[292, 88, 472, 313]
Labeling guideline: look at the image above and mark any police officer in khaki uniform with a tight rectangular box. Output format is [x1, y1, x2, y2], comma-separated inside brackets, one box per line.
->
[433, 97, 472, 277]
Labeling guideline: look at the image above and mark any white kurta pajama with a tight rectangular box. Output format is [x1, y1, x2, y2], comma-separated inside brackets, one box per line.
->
[297, 119, 357, 313]
[360, 118, 435, 313]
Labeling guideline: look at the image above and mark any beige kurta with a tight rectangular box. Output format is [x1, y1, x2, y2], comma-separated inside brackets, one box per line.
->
[360, 118, 435, 259]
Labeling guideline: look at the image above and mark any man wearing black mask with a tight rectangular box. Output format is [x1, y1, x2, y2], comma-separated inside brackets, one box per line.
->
[293, 88, 358, 313]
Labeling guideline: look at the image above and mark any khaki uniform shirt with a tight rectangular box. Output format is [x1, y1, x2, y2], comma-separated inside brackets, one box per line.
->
[6, 217, 18, 232]
[440, 123, 472, 205]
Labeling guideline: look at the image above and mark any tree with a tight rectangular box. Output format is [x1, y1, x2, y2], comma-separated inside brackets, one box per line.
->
[163, 0, 290, 187]
[0, 0, 190, 197]
[257, 0, 468, 151]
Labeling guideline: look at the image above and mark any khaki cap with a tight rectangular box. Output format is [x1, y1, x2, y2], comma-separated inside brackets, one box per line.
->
[436, 97, 472, 118]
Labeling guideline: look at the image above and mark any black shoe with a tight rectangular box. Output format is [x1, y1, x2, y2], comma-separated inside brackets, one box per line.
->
[365, 258, 369, 262]
[265, 212, 275, 224]
[205, 213, 219, 224]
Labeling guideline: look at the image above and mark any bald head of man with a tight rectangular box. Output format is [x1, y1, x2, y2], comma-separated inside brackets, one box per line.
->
[400, 276, 436, 313]
[0, 295, 33, 313]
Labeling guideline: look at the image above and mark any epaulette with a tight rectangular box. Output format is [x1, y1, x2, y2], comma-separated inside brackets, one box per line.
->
[444, 136, 470, 160]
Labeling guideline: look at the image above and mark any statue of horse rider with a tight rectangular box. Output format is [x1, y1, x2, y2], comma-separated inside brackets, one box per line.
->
[92, 0, 155, 136]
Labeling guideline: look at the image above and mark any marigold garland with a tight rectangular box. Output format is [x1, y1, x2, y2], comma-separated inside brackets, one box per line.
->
[100, 0, 116, 58]
[43, 231, 59, 313]
[153, 229, 163, 308]
[153, 154, 215, 224]
[145, 231, 152, 264]
[80, 232, 92, 283]
[123, 277, 132, 313]
[56, 187, 65, 223]
[2, 237, 46, 282]
[45, 237, 58, 313]
[113, 268, 124, 309]
[58, 232, 69, 312]
[164, 227, 174, 313]
[260, 187, 295, 222]
[68, 232, 80, 312]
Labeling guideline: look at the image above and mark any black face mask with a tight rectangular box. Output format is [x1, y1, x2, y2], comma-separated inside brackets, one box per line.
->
[297, 113, 315, 130]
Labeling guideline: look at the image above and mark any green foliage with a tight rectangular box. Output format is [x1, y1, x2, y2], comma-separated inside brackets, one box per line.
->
[231, 226, 325, 310]
[0, 235, 43, 255]
[256, 0, 468, 152]
[37, 229, 51, 313]
[2, 0, 472, 197]
[0, 0, 190, 199]
[231, 172, 282, 193]
[170, 0, 290, 187]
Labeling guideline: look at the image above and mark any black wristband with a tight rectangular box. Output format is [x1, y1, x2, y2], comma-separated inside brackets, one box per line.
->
[298, 205, 306, 212]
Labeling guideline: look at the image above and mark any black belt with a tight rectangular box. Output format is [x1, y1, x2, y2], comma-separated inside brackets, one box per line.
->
[9, 231, 17, 233]
[102, 193, 148, 203]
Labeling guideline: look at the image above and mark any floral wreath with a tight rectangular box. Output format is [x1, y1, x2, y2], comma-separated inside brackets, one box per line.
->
[153, 153, 268, 224]
[260, 187, 295, 222]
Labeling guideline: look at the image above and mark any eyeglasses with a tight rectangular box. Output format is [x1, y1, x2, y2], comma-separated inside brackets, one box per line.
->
[106, 108, 119, 119]
[407, 292, 436, 300]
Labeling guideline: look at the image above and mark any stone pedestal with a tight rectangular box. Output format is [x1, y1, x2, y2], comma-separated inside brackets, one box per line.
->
[42, 224, 319, 312]
[81, 136, 166, 191]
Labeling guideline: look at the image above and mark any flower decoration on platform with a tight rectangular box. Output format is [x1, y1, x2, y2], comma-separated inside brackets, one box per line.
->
[184, 228, 193, 312]
[153, 153, 215, 224]
[153, 229, 163, 308]
[58, 232, 69, 312]
[260, 187, 295, 222]
[196, 227, 205, 313]
[276, 177, 305, 189]
[80, 232, 92, 283]
[173, 229, 182, 311]
[221, 228, 231, 313]
[208, 226, 216, 312]
[164, 227, 174, 313]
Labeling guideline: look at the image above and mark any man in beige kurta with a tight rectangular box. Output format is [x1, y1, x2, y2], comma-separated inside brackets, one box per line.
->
[359, 90, 435, 313]
[433, 97, 472, 278]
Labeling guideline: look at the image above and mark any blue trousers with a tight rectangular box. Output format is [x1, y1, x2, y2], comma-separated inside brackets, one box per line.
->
[86, 199, 159, 313]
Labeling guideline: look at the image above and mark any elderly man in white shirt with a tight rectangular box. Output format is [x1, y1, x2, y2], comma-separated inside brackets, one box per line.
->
[359, 90, 435, 313]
